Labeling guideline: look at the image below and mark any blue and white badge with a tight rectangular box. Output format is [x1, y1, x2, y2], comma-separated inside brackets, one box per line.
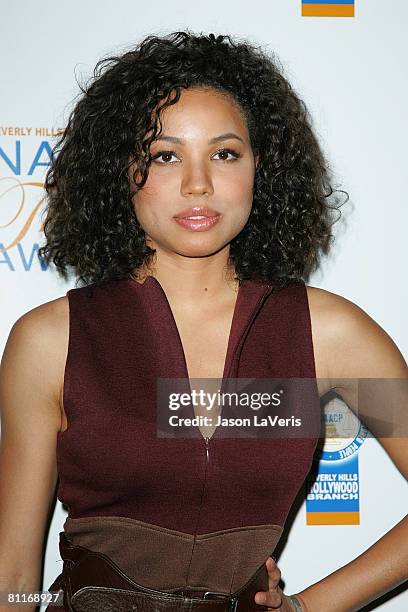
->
[306, 396, 368, 525]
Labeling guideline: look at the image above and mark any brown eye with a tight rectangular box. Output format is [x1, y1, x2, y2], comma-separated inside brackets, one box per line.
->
[151, 150, 179, 164]
[213, 148, 241, 162]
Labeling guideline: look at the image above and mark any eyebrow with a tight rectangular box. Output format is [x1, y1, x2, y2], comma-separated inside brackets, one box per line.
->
[153, 132, 245, 145]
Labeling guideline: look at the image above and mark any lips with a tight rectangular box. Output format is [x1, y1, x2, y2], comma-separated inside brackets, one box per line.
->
[173, 206, 222, 232]
[173, 206, 221, 219]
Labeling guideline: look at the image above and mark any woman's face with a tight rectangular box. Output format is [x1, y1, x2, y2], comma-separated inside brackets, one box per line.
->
[130, 86, 258, 261]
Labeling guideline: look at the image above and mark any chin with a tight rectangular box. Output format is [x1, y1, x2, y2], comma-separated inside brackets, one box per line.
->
[168, 236, 229, 258]
[175, 245, 226, 258]
[149, 225, 237, 258]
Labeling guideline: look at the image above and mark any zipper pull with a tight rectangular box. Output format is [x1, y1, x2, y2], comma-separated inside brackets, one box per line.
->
[205, 436, 210, 464]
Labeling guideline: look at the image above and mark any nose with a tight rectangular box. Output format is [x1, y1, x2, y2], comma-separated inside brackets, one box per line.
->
[180, 162, 214, 197]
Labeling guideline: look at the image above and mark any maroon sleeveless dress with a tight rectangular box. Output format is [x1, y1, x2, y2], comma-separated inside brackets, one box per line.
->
[46, 275, 320, 602]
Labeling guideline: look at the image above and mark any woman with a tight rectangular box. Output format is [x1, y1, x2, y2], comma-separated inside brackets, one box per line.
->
[0, 31, 406, 612]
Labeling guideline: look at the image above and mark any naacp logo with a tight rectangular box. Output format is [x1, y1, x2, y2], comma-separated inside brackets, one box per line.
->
[315, 396, 368, 462]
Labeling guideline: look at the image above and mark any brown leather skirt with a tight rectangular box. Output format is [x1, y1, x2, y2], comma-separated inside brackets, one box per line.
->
[46, 531, 272, 611]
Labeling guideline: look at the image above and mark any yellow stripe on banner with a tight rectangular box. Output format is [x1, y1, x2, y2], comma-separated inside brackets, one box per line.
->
[307, 511, 360, 525]
[302, 4, 355, 17]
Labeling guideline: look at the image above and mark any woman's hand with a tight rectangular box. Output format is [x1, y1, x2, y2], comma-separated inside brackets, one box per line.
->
[254, 556, 303, 611]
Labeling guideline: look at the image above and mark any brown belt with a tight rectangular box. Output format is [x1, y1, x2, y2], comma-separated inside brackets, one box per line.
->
[47, 531, 272, 611]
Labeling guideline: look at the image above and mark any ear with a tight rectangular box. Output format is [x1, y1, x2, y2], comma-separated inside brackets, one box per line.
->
[128, 158, 143, 191]
[254, 153, 259, 169]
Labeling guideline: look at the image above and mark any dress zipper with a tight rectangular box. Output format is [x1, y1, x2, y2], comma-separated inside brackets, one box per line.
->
[205, 436, 210, 464]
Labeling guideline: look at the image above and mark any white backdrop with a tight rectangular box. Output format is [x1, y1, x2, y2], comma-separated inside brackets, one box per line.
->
[1, 1, 407, 609]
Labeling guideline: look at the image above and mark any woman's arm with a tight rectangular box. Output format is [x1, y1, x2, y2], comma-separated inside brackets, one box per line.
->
[295, 288, 408, 611]
[0, 299, 67, 612]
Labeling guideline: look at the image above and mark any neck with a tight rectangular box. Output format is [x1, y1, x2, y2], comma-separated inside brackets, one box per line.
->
[131, 262, 239, 311]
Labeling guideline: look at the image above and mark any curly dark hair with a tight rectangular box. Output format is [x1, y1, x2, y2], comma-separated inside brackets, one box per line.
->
[39, 29, 347, 290]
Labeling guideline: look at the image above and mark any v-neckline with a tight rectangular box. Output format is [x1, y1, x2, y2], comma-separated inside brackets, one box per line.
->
[127, 274, 274, 441]
[148, 275, 241, 382]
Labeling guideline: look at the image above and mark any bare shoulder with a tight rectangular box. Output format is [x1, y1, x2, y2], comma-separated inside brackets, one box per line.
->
[1, 294, 69, 429]
[13, 293, 69, 331]
[305, 285, 407, 379]
[305, 284, 365, 318]
[8, 294, 69, 361]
